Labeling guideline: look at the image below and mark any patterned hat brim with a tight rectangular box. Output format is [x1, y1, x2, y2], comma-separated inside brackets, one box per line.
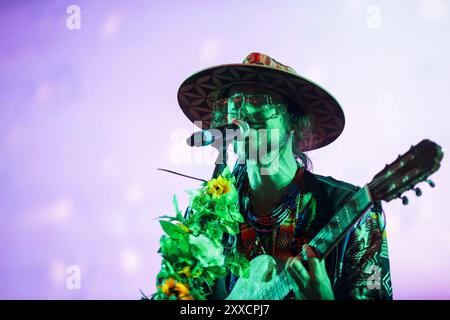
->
[177, 63, 345, 152]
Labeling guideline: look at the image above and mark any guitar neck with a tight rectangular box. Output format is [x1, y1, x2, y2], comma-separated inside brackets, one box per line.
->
[307, 185, 373, 260]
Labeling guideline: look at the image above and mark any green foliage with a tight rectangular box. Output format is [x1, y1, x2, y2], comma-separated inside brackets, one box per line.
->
[225, 250, 250, 278]
[154, 167, 249, 300]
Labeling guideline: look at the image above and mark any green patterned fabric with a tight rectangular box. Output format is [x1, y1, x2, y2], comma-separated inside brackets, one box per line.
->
[334, 204, 393, 299]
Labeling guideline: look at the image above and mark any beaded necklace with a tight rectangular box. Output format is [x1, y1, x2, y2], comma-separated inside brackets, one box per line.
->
[232, 162, 315, 261]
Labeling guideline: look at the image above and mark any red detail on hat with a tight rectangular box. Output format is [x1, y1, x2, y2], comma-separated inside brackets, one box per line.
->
[243, 52, 297, 74]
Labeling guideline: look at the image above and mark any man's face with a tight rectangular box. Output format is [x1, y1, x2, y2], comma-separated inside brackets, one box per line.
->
[214, 84, 292, 166]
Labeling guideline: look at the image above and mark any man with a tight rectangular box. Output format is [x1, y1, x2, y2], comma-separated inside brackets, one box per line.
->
[177, 52, 393, 299]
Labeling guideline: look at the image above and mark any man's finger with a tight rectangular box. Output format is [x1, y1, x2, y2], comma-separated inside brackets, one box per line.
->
[286, 256, 309, 288]
[303, 244, 317, 259]
[285, 258, 306, 299]
[303, 244, 322, 276]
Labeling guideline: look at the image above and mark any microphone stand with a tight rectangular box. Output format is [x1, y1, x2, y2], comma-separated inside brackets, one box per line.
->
[210, 118, 249, 179]
[211, 136, 229, 179]
[210, 136, 232, 300]
[208, 119, 251, 299]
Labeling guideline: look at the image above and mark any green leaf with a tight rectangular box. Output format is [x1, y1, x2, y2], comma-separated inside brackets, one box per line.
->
[221, 221, 240, 235]
[159, 220, 187, 237]
[225, 250, 250, 278]
[220, 166, 231, 179]
[173, 194, 185, 222]
[207, 265, 227, 278]
[190, 264, 204, 278]
[160, 234, 190, 262]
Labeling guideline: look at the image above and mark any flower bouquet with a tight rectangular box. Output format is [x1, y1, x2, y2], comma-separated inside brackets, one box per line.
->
[151, 167, 249, 300]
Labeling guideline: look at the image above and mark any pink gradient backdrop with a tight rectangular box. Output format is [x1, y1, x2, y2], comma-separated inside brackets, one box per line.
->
[0, 0, 449, 299]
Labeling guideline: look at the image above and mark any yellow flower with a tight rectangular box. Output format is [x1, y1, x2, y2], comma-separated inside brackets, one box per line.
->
[160, 277, 176, 296]
[160, 277, 193, 300]
[207, 175, 231, 198]
[178, 266, 191, 278]
[175, 282, 194, 300]
[175, 282, 190, 296]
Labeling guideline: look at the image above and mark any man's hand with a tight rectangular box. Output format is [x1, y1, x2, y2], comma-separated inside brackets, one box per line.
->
[285, 244, 335, 300]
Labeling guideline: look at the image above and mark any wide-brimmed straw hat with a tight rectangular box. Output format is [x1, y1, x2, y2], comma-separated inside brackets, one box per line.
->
[177, 52, 345, 151]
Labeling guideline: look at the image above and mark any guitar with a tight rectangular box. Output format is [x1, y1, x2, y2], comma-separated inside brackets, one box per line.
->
[226, 139, 443, 300]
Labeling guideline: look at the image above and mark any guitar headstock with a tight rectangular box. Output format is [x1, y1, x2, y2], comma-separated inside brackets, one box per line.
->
[368, 139, 443, 204]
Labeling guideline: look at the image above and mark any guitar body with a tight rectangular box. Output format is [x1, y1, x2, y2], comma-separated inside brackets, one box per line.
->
[227, 255, 292, 300]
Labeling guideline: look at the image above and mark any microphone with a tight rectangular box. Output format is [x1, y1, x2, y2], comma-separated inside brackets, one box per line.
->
[186, 119, 250, 147]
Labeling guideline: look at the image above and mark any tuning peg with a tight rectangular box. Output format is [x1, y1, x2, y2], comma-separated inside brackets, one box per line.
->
[413, 187, 422, 197]
[427, 179, 435, 188]
[401, 195, 409, 205]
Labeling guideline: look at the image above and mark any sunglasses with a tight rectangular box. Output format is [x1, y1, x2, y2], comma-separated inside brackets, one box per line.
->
[211, 93, 288, 127]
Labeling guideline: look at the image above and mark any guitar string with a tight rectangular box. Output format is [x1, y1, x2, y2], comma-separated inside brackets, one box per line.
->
[367, 153, 423, 196]
[310, 187, 371, 256]
[254, 191, 363, 300]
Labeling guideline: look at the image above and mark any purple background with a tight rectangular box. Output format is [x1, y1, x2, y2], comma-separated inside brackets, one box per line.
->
[0, 0, 449, 299]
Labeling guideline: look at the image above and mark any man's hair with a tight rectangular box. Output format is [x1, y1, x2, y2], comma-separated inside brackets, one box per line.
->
[286, 112, 313, 172]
